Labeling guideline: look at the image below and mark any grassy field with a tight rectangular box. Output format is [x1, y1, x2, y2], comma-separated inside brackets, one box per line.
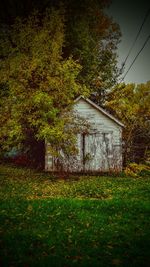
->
[0, 164, 150, 267]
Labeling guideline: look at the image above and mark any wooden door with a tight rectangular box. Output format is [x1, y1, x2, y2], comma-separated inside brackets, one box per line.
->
[83, 132, 114, 172]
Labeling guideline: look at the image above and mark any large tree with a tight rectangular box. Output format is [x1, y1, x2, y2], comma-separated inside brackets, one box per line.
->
[0, 9, 88, 168]
[0, 1, 121, 168]
[0, 0, 121, 103]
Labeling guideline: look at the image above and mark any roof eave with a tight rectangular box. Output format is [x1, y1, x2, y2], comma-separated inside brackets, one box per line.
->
[74, 96, 124, 128]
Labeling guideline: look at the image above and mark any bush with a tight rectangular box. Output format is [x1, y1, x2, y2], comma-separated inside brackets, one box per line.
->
[124, 163, 150, 177]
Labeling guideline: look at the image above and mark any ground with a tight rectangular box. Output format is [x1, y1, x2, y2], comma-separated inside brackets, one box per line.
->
[0, 164, 150, 267]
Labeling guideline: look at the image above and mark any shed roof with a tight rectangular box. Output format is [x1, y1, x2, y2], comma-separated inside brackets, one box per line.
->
[74, 96, 124, 128]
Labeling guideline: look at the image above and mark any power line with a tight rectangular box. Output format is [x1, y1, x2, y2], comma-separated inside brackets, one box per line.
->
[122, 7, 150, 68]
[120, 34, 150, 83]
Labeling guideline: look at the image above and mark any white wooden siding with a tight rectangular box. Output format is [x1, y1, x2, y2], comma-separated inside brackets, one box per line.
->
[73, 99, 122, 146]
[45, 98, 123, 172]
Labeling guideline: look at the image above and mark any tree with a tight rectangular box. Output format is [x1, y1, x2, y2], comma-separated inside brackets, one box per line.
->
[59, 0, 121, 104]
[0, 9, 88, 168]
[0, 1, 121, 169]
[106, 82, 150, 164]
[0, 0, 121, 105]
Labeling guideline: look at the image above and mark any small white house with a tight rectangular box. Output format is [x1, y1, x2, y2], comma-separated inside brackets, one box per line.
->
[45, 96, 124, 173]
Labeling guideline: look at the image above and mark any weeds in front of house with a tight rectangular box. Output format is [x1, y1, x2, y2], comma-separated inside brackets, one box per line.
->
[124, 162, 150, 177]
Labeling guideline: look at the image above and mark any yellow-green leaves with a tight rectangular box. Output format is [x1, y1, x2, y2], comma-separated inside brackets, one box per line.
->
[0, 8, 89, 162]
[106, 82, 150, 163]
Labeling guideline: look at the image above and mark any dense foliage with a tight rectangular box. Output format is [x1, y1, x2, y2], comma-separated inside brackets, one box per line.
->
[0, 9, 89, 167]
[0, 1, 121, 168]
[106, 81, 150, 164]
[0, 0, 121, 100]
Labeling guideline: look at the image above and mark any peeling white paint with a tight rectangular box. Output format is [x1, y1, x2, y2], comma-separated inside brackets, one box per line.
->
[45, 98, 123, 172]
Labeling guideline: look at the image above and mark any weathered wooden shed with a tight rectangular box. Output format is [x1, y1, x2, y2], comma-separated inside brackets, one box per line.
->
[45, 96, 124, 173]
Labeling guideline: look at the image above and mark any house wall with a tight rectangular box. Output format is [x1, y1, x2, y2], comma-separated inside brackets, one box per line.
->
[73, 99, 122, 144]
[45, 98, 123, 172]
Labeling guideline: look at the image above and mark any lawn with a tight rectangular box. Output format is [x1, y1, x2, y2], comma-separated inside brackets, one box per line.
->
[0, 164, 150, 267]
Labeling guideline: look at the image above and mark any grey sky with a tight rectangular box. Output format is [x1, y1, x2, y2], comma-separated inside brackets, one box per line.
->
[107, 0, 150, 84]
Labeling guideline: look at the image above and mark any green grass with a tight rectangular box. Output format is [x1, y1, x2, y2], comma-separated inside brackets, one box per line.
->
[0, 164, 150, 267]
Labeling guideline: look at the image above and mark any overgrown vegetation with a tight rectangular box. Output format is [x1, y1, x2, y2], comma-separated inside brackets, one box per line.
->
[106, 82, 150, 164]
[0, 164, 150, 266]
[0, 0, 121, 168]
[124, 163, 150, 177]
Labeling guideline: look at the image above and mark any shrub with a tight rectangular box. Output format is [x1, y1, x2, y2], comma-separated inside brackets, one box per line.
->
[124, 162, 150, 177]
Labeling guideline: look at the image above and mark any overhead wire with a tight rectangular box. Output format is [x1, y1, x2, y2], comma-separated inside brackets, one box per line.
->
[122, 7, 150, 68]
[107, 8, 150, 124]
[120, 34, 150, 83]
